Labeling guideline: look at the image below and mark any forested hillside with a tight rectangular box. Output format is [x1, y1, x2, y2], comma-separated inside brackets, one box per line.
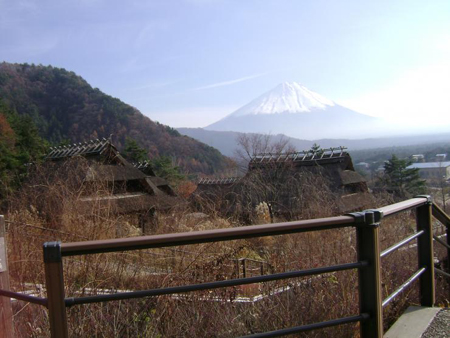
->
[0, 62, 229, 174]
[0, 99, 48, 200]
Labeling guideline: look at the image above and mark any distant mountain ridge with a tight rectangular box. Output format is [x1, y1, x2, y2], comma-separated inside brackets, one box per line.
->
[0, 62, 229, 174]
[206, 82, 381, 139]
[177, 127, 450, 158]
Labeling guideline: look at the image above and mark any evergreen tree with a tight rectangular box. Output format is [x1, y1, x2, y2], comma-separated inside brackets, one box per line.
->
[310, 143, 324, 156]
[123, 137, 148, 163]
[311, 143, 321, 152]
[150, 156, 184, 186]
[381, 155, 426, 198]
[0, 99, 48, 200]
[122, 137, 184, 186]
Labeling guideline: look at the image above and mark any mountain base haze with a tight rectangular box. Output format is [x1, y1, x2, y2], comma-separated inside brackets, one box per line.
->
[206, 106, 380, 139]
[178, 128, 450, 158]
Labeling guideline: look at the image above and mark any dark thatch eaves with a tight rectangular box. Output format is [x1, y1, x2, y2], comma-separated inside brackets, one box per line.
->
[193, 147, 373, 219]
[248, 147, 369, 195]
[45, 139, 179, 215]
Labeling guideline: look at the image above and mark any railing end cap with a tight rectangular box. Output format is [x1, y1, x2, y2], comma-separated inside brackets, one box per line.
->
[415, 195, 432, 204]
[43, 241, 62, 263]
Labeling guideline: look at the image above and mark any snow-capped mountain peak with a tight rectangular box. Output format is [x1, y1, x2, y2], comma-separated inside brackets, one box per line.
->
[205, 81, 378, 139]
[230, 82, 335, 117]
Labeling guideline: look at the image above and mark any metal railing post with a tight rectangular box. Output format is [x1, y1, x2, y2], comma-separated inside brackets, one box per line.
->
[43, 242, 68, 338]
[416, 196, 435, 307]
[447, 213, 450, 301]
[353, 211, 383, 338]
[447, 220, 450, 279]
[0, 216, 13, 338]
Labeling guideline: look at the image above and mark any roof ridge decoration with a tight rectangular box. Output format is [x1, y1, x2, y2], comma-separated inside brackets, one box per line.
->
[133, 161, 152, 170]
[46, 138, 112, 160]
[249, 146, 347, 164]
[197, 177, 241, 185]
[132, 161, 157, 176]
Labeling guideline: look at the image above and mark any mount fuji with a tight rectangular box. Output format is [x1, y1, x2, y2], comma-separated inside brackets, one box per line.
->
[205, 82, 381, 139]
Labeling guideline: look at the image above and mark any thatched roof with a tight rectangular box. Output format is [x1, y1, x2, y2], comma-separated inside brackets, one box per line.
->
[133, 161, 156, 176]
[249, 147, 348, 168]
[192, 146, 371, 219]
[340, 170, 366, 186]
[198, 177, 241, 185]
[46, 138, 113, 160]
[248, 148, 365, 192]
[85, 164, 147, 182]
[43, 138, 180, 213]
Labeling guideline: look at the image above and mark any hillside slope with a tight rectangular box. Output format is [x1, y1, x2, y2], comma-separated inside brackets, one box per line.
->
[0, 63, 229, 174]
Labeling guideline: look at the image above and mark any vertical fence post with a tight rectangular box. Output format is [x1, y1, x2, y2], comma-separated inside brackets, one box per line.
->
[446, 213, 450, 276]
[354, 211, 383, 338]
[0, 216, 13, 338]
[446, 214, 450, 300]
[416, 196, 435, 307]
[43, 241, 68, 338]
[242, 259, 247, 278]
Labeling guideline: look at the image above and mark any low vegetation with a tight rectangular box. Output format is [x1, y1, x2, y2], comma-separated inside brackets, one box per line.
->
[2, 158, 448, 337]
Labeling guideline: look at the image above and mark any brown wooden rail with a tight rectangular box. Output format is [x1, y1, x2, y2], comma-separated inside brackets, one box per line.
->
[1, 196, 449, 338]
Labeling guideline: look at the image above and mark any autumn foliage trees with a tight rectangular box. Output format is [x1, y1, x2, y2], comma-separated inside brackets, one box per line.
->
[0, 62, 229, 174]
[0, 99, 48, 201]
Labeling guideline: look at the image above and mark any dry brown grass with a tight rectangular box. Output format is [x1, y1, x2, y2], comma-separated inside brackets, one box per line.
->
[2, 164, 449, 337]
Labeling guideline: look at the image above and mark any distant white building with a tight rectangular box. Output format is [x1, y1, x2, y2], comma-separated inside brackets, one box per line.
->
[407, 161, 450, 181]
[436, 153, 447, 161]
[356, 162, 369, 170]
[375, 165, 385, 173]
[412, 154, 424, 162]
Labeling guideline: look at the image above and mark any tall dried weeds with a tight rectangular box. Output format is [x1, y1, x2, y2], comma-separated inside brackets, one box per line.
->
[3, 162, 449, 337]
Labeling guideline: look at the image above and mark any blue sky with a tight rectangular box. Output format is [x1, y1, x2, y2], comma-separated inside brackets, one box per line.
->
[1, 0, 450, 129]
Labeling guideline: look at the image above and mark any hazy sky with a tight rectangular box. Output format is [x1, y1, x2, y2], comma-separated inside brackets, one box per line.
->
[1, 0, 450, 129]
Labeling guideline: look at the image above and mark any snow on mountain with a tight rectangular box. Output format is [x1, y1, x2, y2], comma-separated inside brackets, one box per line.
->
[206, 82, 382, 139]
[231, 82, 335, 117]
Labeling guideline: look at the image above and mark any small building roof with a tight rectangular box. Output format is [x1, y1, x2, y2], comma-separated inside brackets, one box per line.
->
[46, 138, 112, 160]
[198, 177, 241, 185]
[407, 161, 450, 169]
[249, 147, 347, 165]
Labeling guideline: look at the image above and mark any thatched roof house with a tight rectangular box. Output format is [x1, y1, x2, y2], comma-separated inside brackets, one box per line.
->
[45, 138, 179, 217]
[248, 147, 368, 194]
[193, 147, 372, 221]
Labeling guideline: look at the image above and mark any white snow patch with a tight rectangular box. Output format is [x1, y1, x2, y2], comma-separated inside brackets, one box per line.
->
[230, 82, 335, 117]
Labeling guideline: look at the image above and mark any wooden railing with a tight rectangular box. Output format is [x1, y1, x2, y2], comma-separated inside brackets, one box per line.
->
[0, 195, 449, 337]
